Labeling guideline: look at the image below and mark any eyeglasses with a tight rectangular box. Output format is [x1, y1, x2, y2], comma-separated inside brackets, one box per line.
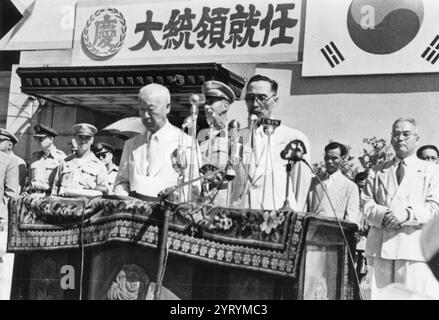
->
[244, 94, 275, 104]
[33, 136, 47, 142]
[391, 131, 416, 140]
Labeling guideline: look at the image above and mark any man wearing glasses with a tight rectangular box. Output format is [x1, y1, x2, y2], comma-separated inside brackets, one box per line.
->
[27, 124, 66, 195]
[416, 144, 439, 164]
[51, 123, 108, 197]
[94, 142, 118, 194]
[232, 74, 312, 211]
[361, 118, 439, 299]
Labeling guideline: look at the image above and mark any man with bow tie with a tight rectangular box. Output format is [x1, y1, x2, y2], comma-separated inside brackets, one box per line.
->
[197, 80, 236, 206]
[361, 118, 439, 299]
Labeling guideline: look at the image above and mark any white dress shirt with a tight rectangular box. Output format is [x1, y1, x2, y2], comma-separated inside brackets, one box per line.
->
[114, 121, 201, 199]
[232, 124, 312, 211]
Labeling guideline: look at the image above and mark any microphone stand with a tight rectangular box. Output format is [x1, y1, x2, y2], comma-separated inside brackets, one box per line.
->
[301, 159, 365, 300]
[188, 104, 198, 202]
[280, 159, 294, 211]
[226, 121, 240, 207]
[154, 206, 171, 300]
[240, 117, 258, 208]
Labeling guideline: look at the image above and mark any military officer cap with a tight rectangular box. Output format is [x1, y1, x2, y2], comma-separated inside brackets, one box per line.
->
[34, 124, 58, 138]
[202, 80, 236, 103]
[72, 123, 97, 136]
[94, 142, 114, 156]
[0, 128, 18, 144]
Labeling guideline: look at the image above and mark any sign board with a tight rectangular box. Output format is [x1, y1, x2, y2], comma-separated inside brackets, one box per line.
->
[72, 0, 302, 66]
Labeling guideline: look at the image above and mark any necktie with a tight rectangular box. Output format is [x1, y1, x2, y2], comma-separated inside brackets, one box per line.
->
[146, 134, 157, 176]
[396, 160, 405, 185]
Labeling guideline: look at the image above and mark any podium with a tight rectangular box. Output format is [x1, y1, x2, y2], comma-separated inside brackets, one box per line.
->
[7, 196, 358, 300]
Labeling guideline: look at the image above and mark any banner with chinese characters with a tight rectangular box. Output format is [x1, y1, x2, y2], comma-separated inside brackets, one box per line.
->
[72, 0, 302, 66]
[302, 0, 439, 77]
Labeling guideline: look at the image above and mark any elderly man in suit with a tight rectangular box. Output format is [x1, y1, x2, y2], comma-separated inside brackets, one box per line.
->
[361, 118, 439, 299]
[307, 142, 360, 225]
[0, 151, 19, 300]
[232, 75, 312, 211]
[114, 83, 201, 200]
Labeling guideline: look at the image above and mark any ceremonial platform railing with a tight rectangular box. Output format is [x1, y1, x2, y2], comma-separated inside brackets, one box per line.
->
[7, 195, 358, 300]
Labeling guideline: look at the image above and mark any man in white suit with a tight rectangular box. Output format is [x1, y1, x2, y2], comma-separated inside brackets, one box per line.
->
[307, 142, 360, 225]
[361, 118, 439, 299]
[232, 75, 312, 211]
[114, 83, 201, 199]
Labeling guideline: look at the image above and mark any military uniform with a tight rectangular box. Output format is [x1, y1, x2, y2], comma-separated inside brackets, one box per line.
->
[94, 142, 119, 193]
[52, 151, 108, 196]
[28, 124, 66, 194]
[52, 123, 108, 196]
[198, 128, 228, 169]
[198, 80, 236, 207]
[12, 153, 27, 193]
[0, 129, 27, 193]
[29, 147, 66, 194]
[107, 163, 119, 193]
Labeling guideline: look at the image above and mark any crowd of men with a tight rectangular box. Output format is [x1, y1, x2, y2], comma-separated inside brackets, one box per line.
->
[1, 74, 439, 300]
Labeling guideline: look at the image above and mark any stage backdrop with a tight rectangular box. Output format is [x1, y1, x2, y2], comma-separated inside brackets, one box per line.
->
[302, 0, 439, 77]
[72, 0, 302, 66]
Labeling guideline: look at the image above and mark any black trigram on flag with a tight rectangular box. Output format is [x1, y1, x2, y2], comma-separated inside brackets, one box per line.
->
[320, 41, 345, 68]
[421, 35, 439, 64]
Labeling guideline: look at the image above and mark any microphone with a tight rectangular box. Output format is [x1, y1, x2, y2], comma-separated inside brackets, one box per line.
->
[182, 94, 205, 129]
[249, 114, 259, 130]
[189, 94, 205, 117]
[228, 119, 240, 132]
[260, 118, 281, 137]
[181, 115, 193, 129]
[280, 139, 307, 162]
[171, 146, 188, 175]
[228, 120, 243, 165]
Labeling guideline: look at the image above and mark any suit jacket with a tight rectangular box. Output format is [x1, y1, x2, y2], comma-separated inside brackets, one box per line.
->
[231, 124, 312, 211]
[0, 152, 19, 219]
[114, 121, 201, 198]
[307, 171, 360, 225]
[361, 156, 439, 261]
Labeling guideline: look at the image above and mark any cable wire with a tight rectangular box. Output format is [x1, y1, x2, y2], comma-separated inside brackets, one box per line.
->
[303, 160, 364, 300]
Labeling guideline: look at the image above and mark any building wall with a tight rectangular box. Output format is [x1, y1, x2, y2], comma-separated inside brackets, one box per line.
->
[7, 59, 118, 164]
[0, 71, 11, 127]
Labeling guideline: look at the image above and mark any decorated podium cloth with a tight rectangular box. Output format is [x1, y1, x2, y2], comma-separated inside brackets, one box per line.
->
[8, 195, 306, 278]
